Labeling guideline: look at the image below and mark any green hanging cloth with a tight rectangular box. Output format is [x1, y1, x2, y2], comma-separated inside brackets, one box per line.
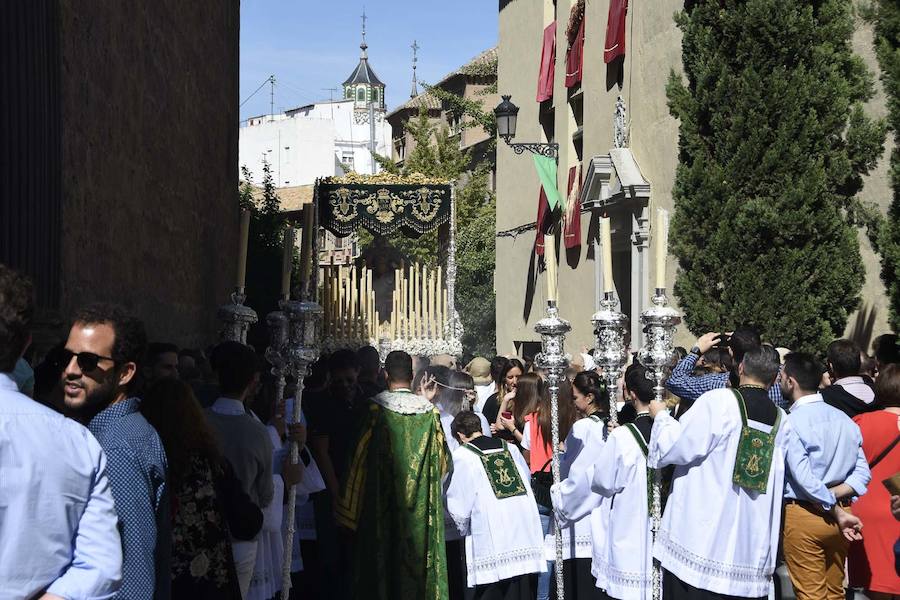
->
[532, 154, 565, 212]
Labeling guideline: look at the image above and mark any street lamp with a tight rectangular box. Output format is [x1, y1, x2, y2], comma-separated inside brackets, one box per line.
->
[494, 95, 559, 159]
[495, 92, 566, 599]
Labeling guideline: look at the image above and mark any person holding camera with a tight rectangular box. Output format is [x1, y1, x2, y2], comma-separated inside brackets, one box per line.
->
[666, 327, 788, 412]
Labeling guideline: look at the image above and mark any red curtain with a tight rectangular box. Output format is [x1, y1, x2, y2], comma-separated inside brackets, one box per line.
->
[565, 16, 585, 88]
[534, 187, 551, 255]
[536, 21, 556, 102]
[563, 166, 582, 249]
[604, 0, 628, 64]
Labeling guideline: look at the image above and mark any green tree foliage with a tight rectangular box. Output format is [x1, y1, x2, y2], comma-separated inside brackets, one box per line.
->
[238, 161, 291, 348]
[872, 0, 900, 328]
[668, 0, 885, 352]
[365, 103, 497, 357]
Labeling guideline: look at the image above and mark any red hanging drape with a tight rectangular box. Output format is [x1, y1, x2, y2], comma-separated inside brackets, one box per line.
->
[565, 15, 585, 88]
[563, 166, 582, 249]
[534, 187, 551, 256]
[536, 21, 556, 102]
[604, 0, 628, 64]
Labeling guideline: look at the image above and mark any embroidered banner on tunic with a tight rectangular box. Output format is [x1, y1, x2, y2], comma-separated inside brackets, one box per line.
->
[465, 442, 527, 500]
[731, 389, 781, 494]
[317, 182, 452, 238]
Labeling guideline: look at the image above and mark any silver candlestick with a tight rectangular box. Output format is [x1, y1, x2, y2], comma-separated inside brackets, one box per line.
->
[279, 297, 322, 600]
[591, 291, 628, 426]
[265, 306, 289, 431]
[217, 287, 258, 344]
[534, 301, 571, 600]
[637, 288, 681, 600]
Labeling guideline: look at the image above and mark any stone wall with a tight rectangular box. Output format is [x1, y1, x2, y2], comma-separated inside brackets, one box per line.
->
[57, 1, 240, 347]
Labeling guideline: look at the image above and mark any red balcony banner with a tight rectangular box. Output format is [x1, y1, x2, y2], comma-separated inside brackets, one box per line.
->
[604, 0, 628, 64]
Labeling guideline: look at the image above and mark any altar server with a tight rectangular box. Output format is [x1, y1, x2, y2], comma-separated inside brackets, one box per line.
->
[588, 362, 657, 600]
[446, 411, 546, 600]
[550, 371, 610, 599]
[648, 345, 862, 599]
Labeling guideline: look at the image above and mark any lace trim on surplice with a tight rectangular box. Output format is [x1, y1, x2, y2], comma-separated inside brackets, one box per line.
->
[471, 547, 545, 575]
[656, 529, 769, 584]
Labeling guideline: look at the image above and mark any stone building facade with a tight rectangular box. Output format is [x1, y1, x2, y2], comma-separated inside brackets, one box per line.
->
[496, 0, 892, 357]
[2, 0, 241, 349]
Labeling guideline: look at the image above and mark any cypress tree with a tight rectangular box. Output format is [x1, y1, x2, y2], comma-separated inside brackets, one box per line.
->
[872, 0, 900, 328]
[668, 0, 885, 352]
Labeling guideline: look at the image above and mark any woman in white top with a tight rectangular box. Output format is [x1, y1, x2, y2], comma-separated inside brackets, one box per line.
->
[547, 371, 610, 599]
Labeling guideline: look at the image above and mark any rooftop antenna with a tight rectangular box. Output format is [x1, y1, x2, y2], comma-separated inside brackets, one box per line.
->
[269, 75, 276, 122]
[410, 40, 420, 98]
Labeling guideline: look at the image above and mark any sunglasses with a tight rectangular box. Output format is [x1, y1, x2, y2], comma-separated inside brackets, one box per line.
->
[61, 348, 118, 372]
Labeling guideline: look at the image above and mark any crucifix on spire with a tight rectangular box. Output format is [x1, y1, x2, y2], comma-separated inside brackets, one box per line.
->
[410, 40, 420, 98]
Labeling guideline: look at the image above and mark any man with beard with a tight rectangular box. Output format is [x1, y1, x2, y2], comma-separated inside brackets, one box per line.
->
[779, 352, 870, 600]
[62, 303, 169, 599]
[0, 265, 123, 599]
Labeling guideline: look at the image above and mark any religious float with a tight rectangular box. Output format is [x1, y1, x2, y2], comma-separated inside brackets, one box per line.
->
[315, 171, 463, 358]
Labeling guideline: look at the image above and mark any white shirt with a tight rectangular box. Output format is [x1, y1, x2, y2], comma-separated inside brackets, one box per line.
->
[474, 382, 496, 413]
[834, 376, 875, 405]
[446, 440, 547, 586]
[649, 388, 814, 597]
[591, 423, 653, 600]
[0, 373, 122, 599]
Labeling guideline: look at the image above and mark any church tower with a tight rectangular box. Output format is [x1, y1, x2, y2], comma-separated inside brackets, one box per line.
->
[343, 11, 385, 111]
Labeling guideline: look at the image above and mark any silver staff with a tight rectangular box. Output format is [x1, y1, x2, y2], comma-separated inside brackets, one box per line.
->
[637, 288, 681, 600]
[591, 290, 628, 426]
[535, 301, 571, 600]
[217, 287, 258, 344]
[279, 298, 322, 600]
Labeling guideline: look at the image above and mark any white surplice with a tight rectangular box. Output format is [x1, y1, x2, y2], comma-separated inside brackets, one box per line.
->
[649, 388, 830, 598]
[550, 416, 608, 562]
[446, 441, 547, 587]
[590, 423, 653, 600]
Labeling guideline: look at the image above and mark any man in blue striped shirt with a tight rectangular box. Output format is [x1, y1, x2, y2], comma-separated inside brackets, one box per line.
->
[63, 304, 169, 599]
[666, 327, 788, 410]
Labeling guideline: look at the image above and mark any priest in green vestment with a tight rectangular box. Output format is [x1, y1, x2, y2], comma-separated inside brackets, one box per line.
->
[336, 350, 451, 600]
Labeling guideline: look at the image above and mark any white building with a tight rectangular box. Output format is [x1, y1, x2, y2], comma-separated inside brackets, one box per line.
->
[239, 29, 389, 186]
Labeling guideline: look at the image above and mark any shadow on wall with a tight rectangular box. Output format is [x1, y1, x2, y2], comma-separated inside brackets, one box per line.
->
[846, 302, 878, 353]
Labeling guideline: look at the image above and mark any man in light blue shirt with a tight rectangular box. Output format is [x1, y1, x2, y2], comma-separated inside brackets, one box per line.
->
[0, 263, 122, 599]
[780, 352, 871, 600]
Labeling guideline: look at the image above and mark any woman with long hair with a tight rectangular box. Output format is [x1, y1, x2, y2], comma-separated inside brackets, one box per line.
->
[849, 364, 900, 599]
[140, 379, 243, 599]
[551, 370, 614, 599]
[515, 374, 577, 600]
[481, 358, 525, 440]
[493, 366, 538, 446]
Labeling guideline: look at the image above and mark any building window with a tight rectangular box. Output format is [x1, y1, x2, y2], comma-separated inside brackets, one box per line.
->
[357, 88, 365, 102]
[342, 152, 355, 170]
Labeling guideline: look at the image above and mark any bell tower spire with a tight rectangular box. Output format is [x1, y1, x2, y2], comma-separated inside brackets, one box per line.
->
[410, 40, 419, 99]
[360, 8, 368, 59]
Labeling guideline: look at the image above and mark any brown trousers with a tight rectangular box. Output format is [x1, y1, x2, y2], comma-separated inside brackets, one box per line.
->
[782, 502, 849, 600]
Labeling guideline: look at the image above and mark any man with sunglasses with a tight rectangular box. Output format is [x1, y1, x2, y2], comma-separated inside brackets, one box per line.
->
[62, 303, 169, 600]
[0, 264, 123, 598]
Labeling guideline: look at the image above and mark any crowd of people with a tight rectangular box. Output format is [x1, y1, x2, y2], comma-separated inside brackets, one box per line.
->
[2, 259, 900, 600]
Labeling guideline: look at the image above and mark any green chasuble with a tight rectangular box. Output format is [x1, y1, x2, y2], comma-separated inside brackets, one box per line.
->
[336, 389, 451, 600]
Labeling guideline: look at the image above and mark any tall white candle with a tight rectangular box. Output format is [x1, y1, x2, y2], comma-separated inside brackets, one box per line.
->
[545, 233, 558, 303]
[655, 208, 669, 290]
[280, 226, 293, 299]
[237, 209, 251, 288]
[600, 217, 614, 293]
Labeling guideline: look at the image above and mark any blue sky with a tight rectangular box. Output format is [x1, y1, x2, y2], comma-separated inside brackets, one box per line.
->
[240, 1, 498, 122]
